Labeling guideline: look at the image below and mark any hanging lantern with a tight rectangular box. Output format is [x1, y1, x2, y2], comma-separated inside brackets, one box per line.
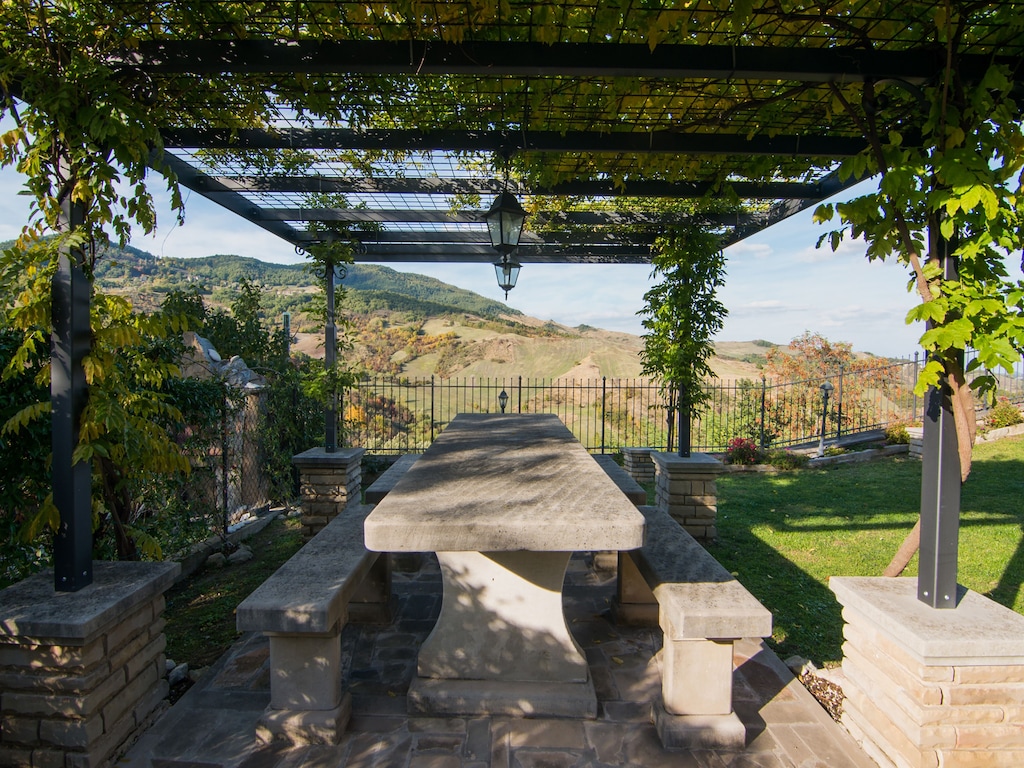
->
[494, 256, 521, 300]
[484, 190, 527, 254]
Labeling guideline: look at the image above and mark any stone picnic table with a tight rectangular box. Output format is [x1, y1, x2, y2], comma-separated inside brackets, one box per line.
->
[364, 413, 646, 718]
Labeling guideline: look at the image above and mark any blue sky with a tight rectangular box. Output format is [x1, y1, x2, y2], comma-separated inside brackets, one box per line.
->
[1, 163, 1001, 358]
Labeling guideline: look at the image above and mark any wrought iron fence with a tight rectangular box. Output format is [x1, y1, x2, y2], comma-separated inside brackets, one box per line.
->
[338, 352, 1024, 455]
[186, 351, 1024, 525]
[341, 375, 670, 454]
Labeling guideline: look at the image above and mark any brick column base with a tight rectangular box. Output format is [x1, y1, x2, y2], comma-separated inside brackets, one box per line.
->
[292, 447, 365, 538]
[0, 562, 179, 768]
[652, 452, 726, 542]
[622, 447, 655, 484]
[831, 577, 1024, 768]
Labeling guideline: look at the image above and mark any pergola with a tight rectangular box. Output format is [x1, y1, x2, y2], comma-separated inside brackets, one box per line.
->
[12, 3, 1024, 604]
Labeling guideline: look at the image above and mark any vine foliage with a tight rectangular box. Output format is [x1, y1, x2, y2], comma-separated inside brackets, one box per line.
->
[639, 222, 727, 452]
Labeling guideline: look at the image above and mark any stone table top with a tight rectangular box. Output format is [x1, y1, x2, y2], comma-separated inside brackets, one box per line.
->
[364, 413, 645, 553]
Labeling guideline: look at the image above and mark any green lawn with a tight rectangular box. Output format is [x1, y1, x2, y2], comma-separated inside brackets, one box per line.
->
[163, 515, 305, 669]
[709, 436, 1024, 666]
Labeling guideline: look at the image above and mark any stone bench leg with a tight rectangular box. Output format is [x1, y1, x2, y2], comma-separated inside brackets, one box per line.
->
[349, 553, 394, 624]
[612, 552, 658, 626]
[654, 618, 746, 751]
[258, 624, 350, 746]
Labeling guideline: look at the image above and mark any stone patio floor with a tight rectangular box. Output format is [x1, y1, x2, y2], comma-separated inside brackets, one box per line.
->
[123, 553, 877, 768]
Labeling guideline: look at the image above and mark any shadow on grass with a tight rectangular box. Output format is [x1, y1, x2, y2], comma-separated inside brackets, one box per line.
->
[708, 453, 1024, 666]
[708, 525, 848, 666]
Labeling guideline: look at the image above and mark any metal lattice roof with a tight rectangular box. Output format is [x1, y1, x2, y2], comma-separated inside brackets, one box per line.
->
[92, 1, 1024, 263]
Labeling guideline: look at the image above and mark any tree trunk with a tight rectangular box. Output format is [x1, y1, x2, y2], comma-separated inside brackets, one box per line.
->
[883, 518, 921, 577]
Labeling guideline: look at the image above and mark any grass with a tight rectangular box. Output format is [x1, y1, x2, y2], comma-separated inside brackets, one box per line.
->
[710, 435, 1024, 666]
[163, 515, 305, 669]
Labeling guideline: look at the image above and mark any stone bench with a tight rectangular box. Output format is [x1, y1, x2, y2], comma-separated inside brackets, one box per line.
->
[590, 454, 648, 570]
[364, 454, 419, 504]
[592, 454, 647, 506]
[615, 505, 772, 750]
[236, 504, 390, 745]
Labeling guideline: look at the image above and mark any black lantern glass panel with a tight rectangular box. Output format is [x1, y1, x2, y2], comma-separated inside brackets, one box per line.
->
[485, 191, 526, 254]
[494, 257, 521, 299]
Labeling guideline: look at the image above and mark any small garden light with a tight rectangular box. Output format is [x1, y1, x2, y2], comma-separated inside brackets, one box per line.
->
[818, 381, 834, 457]
[498, 389, 509, 413]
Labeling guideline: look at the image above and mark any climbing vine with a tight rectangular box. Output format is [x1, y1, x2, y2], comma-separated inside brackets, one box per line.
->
[814, 4, 1024, 485]
[639, 221, 727, 453]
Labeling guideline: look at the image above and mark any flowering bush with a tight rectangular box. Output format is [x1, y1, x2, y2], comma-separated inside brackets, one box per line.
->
[884, 421, 911, 445]
[724, 437, 762, 465]
[764, 448, 809, 470]
[987, 398, 1024, 430]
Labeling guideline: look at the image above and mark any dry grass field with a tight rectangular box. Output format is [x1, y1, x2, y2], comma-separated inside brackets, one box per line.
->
[292, 315, 768, 381]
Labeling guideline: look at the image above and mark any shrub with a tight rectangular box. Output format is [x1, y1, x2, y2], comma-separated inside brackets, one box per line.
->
[823, 445, 847, 457]
[987, 398, 1024, 430]
[725, 437, 762, 465]
[765, 448, 809, 470]
[884, 421, 911, 445]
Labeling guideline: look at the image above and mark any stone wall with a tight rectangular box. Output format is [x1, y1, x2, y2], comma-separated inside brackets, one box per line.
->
[292, 447, 364, 538]
[0, 562, 179, 768]
[831, 576, 1024, 768]
[652, 452, 726, 542]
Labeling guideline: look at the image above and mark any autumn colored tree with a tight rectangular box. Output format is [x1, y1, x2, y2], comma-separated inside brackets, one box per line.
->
[763, 332, 909, 445]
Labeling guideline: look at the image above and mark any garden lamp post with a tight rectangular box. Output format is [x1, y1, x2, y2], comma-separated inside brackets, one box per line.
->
[282, 311, 291, 357]
[817, 381, 834, 457]
[498, 389, 509, 413]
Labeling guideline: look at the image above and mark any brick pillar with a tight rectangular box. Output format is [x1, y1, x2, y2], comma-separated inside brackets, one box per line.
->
[831, 577, 1024, 768]
[907, 427, 924, 459]
[622, 447, 655, 484]
[0, 561, 179, 768]
[652, 452, 726, 542]
[292, 447, 364, 538]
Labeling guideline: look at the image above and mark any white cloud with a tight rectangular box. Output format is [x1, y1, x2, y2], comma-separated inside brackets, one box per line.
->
[745, 300, 791, 310]
[724, 241, 773, 260]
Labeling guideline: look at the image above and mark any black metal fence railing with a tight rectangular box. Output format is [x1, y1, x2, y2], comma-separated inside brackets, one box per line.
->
[341, 375, 671, 455]
[339, 355, 1024, 455]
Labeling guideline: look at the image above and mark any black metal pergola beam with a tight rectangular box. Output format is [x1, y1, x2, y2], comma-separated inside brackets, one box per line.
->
[356, 230, 658, 246]
[181, 172, 837, 201]
[133, 39, 1001, 84]
[160, 151, 310, 245]
[163, 126, 868, 158]
[258, 207, 759, 226]
[354, 244, 654, 264]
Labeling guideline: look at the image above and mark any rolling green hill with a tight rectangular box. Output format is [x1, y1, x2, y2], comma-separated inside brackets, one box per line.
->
[2, 241, 772, 380]
[91, 246, 519, 321]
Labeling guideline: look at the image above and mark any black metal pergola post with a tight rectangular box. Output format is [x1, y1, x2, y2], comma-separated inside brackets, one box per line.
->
[324, 259, 337, 453]
[917, 227, 961, 609]
[51, 193, 93, 592]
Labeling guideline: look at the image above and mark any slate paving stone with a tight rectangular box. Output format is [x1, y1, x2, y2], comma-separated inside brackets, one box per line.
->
[124, 552, 876, 768]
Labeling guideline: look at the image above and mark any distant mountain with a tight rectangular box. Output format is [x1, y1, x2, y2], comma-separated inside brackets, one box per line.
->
[91, 246, 518, 320]
[2, 241, 775, 379]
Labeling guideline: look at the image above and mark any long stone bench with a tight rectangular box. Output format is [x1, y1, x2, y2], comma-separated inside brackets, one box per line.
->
[364, 454, 419, 504]
[592, 454, 647, 506]
[236, 504, 391, 745]
[615, 505, 772, 750]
